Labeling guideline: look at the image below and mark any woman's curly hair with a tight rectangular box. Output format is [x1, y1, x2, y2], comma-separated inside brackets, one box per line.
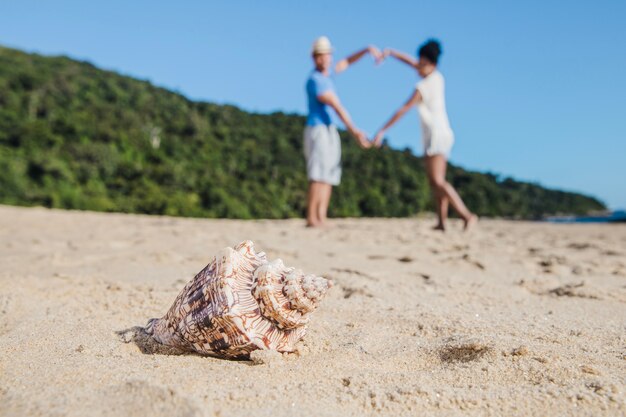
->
[418, 39, 442, 64]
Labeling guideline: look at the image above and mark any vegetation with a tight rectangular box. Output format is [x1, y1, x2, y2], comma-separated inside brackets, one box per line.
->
[0, 46, 605, 219]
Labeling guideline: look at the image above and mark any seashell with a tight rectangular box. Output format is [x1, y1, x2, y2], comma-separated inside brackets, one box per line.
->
[145, 240, 332, 359]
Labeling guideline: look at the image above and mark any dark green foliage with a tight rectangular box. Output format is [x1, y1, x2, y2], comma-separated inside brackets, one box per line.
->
[0, 46, 605, 219]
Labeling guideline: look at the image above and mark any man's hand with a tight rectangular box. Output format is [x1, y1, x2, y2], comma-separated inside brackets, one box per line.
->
[336, 45, 386, 73]
[350, 128, 371, 149]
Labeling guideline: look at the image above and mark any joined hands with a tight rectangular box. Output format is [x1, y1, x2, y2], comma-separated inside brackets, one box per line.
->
[371, 47, 395, 65]
[368, 45, 384, 65]
[371, 130, 385, 148]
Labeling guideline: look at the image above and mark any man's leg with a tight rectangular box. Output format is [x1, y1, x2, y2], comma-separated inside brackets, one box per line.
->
[306, 181, 322, 227]
[318, 183, 333, 225]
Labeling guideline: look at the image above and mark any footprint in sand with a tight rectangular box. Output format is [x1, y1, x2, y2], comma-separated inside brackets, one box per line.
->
[330, 268, 379, 281]
[462, 254, 486, 270]
[413, 272, 431, 281]
[334, 283, 374, 299]
[325, 269, 377, 299]
[538, 255, 568, 267]
[567, 242, 595, 250]
[438, 336, 493, 364]
[602, 249, 624, 256]
[536, 255, 571, 274]
[519, 280, 603, 300]
[546, 282, 608, 300]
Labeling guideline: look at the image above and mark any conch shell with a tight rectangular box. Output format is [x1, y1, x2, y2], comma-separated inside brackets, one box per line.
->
[146, 241, 332, 358]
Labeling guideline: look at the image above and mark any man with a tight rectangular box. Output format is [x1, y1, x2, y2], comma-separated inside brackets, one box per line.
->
[304, 36, 380, 227]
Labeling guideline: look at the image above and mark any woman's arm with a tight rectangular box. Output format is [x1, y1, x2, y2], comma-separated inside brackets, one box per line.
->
[384, 48, 418, 69]
[372, 89, 422, 147]
[335, 45, 382, 74]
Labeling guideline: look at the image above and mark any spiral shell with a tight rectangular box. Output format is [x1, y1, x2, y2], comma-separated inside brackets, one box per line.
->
[145, 241, 332, 358]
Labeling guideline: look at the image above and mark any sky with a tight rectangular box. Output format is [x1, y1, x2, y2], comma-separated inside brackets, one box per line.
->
[1, 1, 625, 209]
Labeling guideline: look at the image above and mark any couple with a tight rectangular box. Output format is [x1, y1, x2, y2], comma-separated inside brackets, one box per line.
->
[304, 36, 477, 231]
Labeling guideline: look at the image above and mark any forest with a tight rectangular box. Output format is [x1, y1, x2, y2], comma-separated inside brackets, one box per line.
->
[0, 46, 605, 219]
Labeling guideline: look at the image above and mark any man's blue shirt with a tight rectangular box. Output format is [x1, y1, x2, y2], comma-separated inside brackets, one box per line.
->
[306, 70, 339, 126]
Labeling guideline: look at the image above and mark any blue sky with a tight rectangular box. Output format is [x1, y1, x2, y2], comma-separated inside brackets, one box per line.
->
[2, 1, 625, 209]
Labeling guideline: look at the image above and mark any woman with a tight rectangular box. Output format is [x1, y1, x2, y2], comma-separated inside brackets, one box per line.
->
[373, 39, 477, 231]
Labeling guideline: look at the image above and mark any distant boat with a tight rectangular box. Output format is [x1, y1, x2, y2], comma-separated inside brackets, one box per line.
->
[546, 210, 626, 223]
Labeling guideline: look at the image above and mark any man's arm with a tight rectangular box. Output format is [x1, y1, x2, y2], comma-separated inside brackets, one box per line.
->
[372, 89, 422, 147]
[335, 45, 382, 74]
[317, 90, 370, 148]
[384, 48, 418, 69]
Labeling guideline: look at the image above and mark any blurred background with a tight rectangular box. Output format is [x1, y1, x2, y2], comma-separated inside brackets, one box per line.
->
[1, 0, 624, 217]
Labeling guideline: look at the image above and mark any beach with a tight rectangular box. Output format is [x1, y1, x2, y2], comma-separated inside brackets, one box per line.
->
[0, 204, 624, 416]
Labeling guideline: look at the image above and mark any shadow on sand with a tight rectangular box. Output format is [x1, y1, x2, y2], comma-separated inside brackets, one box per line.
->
[115, 326, 253, 363]
[116, 326, 189, 356]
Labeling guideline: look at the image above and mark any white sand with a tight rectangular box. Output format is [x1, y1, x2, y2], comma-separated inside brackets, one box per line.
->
[0, 205, 624, 416]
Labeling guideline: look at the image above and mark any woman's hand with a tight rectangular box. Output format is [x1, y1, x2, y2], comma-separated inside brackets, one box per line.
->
[382, 48, 417, 68]
[372, 130, 385, 148]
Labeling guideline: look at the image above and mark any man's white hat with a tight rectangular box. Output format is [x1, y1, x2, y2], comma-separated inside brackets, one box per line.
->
[311, 36, 334, 55]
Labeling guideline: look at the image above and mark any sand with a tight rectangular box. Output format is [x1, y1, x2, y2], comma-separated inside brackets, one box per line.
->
[0, 204, 624, 416]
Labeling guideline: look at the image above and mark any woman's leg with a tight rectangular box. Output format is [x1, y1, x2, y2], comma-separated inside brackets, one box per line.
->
[437, 161, 450, 228]
[426, 155, 476, 230]
[426, 157, 447, 230]
[435, 193, 449, 230]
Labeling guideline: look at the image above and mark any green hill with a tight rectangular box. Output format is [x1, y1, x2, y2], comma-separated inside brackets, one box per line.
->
[0, 46, 605, 219]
